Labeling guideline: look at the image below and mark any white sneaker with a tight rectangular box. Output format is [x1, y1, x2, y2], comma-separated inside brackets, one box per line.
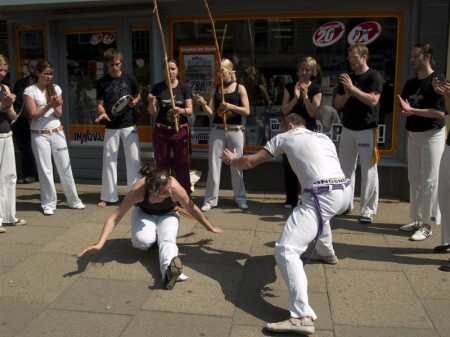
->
[410, 227, 432, 241]
[43, 208, 54, 216]
[71, 203, 86, 210]
[2, 219, 27, 226]
[201, 204, 211, 212]
[266, 317, 315, 335]
[399, 220, 423, 232]
[0, 227, 5, 233]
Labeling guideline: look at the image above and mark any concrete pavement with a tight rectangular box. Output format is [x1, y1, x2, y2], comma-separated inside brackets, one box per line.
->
[1, 181, 449, 337]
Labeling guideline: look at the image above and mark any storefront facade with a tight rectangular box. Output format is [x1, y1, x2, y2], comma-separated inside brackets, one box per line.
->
[1, 0, 449, 198]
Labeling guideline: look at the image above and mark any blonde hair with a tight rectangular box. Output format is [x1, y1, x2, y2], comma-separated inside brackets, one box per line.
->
[0, 54, 9, 66]
[221, 58, 236, 81]
[297, 56, 319, 78]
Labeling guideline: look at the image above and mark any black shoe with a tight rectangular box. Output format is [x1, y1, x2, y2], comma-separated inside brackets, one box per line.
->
[164, 256, 183, 290]
[439, 259, 450, 272]
[434, 244, 450, 253]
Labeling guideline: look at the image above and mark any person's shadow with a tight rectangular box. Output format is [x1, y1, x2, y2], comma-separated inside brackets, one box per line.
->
[176, 236, 290, 325]
[65, 235, 290, 330]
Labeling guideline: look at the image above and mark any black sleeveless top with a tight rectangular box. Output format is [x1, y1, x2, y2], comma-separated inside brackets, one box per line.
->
[212, 83, 243, 125]
[136, 189, 177, 216]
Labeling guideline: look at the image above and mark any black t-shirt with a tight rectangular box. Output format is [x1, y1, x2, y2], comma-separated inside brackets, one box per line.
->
[0, 84, 11, 133]
[152, 81, 192, 126]
[13, 76, 33, 118]
[212, 83, 243, 125]
[97, 72, 139, 129]
[401, 73, 446, 132]
[285, 81, 322, 131]
[337, 68, 384, 131]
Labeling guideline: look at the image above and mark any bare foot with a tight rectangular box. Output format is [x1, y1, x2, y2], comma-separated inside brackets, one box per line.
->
[97, 200, 108, 208]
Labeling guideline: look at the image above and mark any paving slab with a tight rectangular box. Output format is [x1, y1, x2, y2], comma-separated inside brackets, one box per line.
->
[0, 299, 46, 337]
[121, 311, 231, 337]
[141, 261, 243, 317]
[13, 309, 132, 337]
[327, 269, 434, 328]
[48, 278, 151, 315]
[334, 325, 439, 337]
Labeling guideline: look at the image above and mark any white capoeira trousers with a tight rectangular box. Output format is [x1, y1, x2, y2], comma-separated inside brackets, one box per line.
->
[131, 207, 179, 278]
[275, 184, 352, 320]
[31, 130, 81, 210]
[101, 126, 141, 203]
[338, 127, 378, 216]
[204, 127, 246, 207]
[0, 132, 17, 224]
[408, 128, 445, 224]
[438, 145, 450, 245]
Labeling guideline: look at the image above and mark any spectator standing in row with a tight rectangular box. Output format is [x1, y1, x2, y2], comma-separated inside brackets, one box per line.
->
[12, 58, 38, 184]
[23, 60, 84, 215]
[334, 43, 383, 224]
[0, 54, 27, 233]
[96, 48, 142, 208]
[147, 59, 193, 195]
[197, 58, 250, 212]
[398, 43, 446, 241]
[280, 56, 322, 208]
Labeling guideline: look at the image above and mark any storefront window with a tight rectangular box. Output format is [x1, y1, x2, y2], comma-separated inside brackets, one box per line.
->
[14, 26, 46, 80]
[131, 26, 151, 126]
[65, 27, 152, 147]
[65, 29, 117, 126]
[171, 14, 401, 156]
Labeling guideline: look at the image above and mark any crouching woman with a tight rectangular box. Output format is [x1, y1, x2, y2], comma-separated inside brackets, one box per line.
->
[76, 164, 223, 290]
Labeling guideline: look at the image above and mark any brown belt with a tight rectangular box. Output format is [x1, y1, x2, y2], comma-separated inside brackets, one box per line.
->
[156, 123, 188, 130]
[213, 124, 244, 131]
[31, 125, 63, 134]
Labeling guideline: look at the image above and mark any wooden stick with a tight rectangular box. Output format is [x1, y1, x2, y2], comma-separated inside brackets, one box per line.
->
[203, 0, 226, 128]
[153, 0, 179, 132]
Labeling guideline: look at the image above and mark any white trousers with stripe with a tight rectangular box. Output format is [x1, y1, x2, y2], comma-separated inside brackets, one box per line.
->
[31, 130, 81, 210]
[275, 184, 352, 320]
[100, 126, 141, 203]
[407, 128, 445, 224]
[338, 127, 378, 217]
[0, 133, 17, 223]
[203, 127, 247, 207]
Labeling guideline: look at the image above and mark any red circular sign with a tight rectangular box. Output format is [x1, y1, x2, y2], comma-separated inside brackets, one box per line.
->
[312, 21, 345, 47]
[347, 21, 382, 45]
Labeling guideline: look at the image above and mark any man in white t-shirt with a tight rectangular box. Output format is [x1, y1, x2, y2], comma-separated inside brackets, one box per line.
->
[221, 113, 351, 335]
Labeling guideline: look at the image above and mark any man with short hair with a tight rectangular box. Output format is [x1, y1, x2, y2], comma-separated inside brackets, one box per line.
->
[221, 113, 351, 335]
[397, 43, 446, 240]
[334, 43, 384, 224]
[96, 48, 141, 207]
[12, 58, 38, 184]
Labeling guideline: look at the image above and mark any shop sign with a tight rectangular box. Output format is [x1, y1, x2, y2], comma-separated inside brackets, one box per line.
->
[69, 125, 152, 146]
[312, 21, 345, 47]
[347, 21, 381, 45]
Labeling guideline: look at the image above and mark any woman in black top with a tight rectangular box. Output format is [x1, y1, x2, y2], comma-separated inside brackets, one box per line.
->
[0, 54, 26, 233]
[195, 58, 250, 211]
[280, 56, 322, 208]
[148, 59, 193, 195]
[77, 164, 222, 290]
